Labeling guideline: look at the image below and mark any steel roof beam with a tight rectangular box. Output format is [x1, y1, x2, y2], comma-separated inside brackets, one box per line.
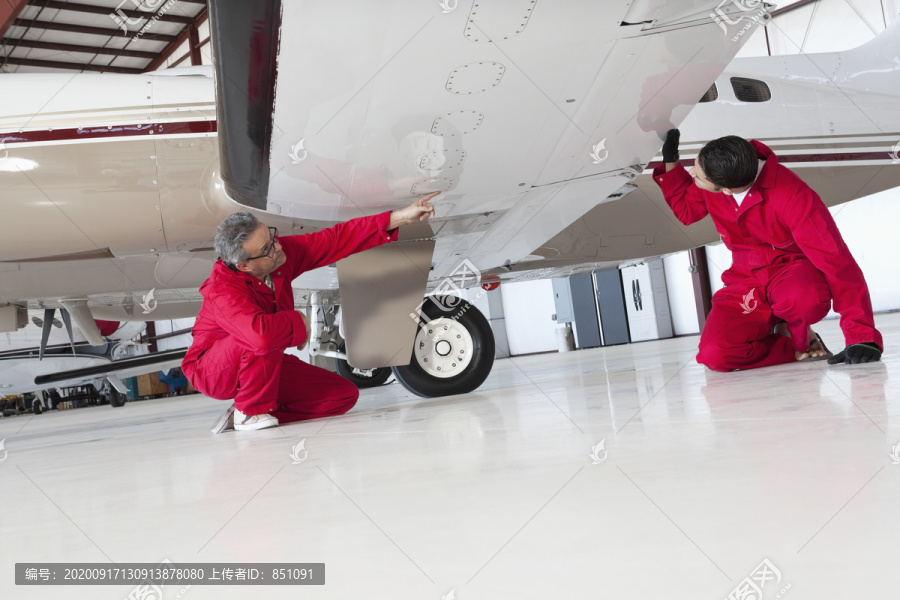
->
[169, 35, 208, 67]
[0, 56, 144, 74]
[144, 5, 207, 72]
[6, 38, 159, 60]
[11, 18, 177, 43]
[41, 1, 194, 25]
[771, 0, 820, 18]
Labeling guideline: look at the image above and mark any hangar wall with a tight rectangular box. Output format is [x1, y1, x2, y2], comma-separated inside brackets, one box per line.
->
[155, 318, 195, 352]
[498, 280, 559, 356]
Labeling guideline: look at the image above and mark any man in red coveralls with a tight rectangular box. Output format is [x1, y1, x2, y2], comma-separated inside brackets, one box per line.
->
[654, 129, 882, 371]
[183, 192, 438, 432]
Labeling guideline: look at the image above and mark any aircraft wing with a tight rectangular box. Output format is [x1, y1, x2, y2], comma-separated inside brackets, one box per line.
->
[31, 349, 187, 388]
[210, 0, 771, 276]
[0, 309, 184, 395]
[0, 345, 186, 396]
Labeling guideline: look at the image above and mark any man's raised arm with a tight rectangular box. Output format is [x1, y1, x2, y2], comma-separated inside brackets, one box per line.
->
[652, 129, 711, 226]
[287, 192, 439, 275]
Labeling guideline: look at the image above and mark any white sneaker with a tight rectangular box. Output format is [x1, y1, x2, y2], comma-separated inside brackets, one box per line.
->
[210, 404, 236, 434]
[234, 409, 279, 431]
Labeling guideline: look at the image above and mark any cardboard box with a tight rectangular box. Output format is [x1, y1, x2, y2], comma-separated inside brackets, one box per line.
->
[137, 372, 170, 397]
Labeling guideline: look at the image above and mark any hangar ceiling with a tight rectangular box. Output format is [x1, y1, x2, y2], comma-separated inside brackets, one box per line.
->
[0, 0, 839, 76]
[0, 0, 210, 74]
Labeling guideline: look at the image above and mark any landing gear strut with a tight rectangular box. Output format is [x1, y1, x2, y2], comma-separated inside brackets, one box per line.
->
[335, 342, 392, 388]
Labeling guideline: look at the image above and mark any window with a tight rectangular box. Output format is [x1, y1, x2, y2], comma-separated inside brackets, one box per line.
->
[699, 83, 719, 103]
[731, 77, 771, 102]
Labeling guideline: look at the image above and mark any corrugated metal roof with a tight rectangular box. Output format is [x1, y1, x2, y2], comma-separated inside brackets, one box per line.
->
[1, 0, 209, 74]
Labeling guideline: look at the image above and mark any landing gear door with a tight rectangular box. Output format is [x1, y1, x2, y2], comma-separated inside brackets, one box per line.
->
[336, 222, 435, 370]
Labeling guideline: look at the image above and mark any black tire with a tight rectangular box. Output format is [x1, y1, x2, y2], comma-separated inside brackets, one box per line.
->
[392, 295, 494, 398]
[109, 390, 127, 408]
[33, 401, 43, 415]
[335, 342, 393, 388]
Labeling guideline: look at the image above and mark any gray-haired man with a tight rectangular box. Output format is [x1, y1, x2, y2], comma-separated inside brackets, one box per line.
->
[183, 193, 437, 432]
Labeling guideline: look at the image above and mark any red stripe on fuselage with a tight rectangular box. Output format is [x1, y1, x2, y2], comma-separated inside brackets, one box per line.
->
[0, 120, 217, 145]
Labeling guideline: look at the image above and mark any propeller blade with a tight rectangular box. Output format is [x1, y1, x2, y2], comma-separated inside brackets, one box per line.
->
[60, 308, 76, 356]
[39, 308, 55, 361]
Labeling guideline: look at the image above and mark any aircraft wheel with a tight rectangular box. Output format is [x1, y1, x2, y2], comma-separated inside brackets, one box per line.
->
[392, 296, 494, 398]
[335, 342, 392, 388]
[109, 390, 127, 408]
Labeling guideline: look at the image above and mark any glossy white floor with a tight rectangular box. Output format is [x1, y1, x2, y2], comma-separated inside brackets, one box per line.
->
[1, 313, 898, 600]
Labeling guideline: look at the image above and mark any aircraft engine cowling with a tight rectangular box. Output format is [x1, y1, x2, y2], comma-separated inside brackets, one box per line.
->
[95, 320, 120, 337]
[102, 321, 146, 342]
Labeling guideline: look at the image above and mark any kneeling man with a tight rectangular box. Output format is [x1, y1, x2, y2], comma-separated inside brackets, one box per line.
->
[183, 193, 437, 432]
[654, 130, 882, 371]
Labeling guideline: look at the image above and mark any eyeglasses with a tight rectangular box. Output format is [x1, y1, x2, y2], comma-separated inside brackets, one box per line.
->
[245, 227, 279, 261]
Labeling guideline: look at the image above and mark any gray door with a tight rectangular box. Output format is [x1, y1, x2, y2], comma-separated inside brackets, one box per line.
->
[570, 273, 602, 349]
[594, 269, 630, 346]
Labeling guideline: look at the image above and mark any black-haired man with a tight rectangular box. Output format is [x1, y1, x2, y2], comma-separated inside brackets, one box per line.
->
[653, 130, 882, 371]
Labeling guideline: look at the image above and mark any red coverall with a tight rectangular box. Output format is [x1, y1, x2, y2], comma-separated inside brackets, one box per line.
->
[182, 212, 397, 421]
[653, 140, 883, 371]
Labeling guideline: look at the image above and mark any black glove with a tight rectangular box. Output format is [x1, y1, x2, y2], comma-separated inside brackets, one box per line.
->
[662, 128, 680, 163]
[827, 343, 882, 365]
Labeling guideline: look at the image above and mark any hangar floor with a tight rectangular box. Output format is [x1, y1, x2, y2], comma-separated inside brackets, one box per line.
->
[1, 312, 898, 599]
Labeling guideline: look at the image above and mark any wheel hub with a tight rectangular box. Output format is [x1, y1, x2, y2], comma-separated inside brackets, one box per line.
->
[351, 367, 378, 378]
[414, 317, 474, 379]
